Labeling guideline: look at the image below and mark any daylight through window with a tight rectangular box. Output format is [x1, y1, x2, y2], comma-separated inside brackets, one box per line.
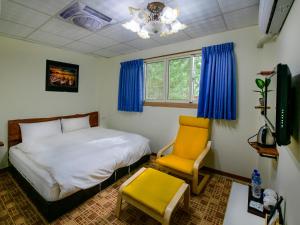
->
[145, 52, 201, 103]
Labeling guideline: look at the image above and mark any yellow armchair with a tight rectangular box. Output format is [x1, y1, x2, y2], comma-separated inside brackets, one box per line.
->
[156, 116, 211, 194]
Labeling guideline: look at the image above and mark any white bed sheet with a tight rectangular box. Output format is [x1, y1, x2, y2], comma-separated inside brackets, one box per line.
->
[9, 127, 151, 201]
[9, 147, 66, 201]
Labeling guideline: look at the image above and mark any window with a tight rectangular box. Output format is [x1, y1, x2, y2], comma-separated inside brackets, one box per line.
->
[145, 52, 201, 105]
[145, 61, 164, 100]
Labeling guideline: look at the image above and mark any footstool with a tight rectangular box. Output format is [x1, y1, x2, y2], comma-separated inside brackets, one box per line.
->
[115, 167, 190, 225]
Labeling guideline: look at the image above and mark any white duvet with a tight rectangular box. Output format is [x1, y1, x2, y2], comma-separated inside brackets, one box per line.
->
[16, 127, 151, 199]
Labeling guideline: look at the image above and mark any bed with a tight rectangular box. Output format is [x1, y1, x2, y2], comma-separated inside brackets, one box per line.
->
[8, 112, 151, 221]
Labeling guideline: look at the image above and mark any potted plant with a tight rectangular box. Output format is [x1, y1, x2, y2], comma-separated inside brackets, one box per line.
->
[254, 78, 271, 106]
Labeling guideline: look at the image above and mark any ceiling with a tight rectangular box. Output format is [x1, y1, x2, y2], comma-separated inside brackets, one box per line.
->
[0, 0, 259, 58]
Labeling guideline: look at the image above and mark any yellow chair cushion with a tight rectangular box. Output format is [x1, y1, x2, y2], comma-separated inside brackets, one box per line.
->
[122, 168, 184, 215]
[173, 125, 208, 160]
[156, 154, 195, 175]
[179, 116, 209, 128]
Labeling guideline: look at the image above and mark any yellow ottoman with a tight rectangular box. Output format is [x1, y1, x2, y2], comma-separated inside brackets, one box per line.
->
[115, 167, 190, 225]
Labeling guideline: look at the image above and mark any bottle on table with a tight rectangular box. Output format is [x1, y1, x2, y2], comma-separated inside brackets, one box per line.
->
[251, 169, 262, 199]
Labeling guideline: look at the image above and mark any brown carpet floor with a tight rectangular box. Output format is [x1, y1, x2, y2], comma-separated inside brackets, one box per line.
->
[0, 163, 236, 225]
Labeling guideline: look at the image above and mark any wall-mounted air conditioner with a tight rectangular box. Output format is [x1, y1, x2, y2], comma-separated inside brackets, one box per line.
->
[259, 0, 294, 35]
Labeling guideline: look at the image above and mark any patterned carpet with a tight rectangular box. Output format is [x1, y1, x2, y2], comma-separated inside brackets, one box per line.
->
[0, 163, 235, 225]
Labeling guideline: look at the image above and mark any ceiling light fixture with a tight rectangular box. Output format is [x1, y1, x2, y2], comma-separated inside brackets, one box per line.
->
[122, 1, 186, 39]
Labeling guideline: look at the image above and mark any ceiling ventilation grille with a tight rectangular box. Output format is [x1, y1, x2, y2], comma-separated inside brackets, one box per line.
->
[58, 1, 112, 31]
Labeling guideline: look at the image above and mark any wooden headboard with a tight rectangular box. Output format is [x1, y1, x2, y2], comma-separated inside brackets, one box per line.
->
[8, 111, 99, 148]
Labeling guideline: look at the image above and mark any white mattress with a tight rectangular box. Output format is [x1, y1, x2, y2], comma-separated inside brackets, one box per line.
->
[9, 147, 80, 201]
[9, 127, 150, 201]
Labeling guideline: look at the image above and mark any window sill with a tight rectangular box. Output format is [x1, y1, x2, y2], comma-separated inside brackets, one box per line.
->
[144, 101, 198, 109]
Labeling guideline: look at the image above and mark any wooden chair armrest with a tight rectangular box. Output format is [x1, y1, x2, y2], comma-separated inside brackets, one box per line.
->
[157, 138, 176, 158]
[193, 141, 211, 172]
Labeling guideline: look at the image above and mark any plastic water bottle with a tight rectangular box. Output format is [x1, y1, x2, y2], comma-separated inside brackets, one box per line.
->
[251, 169, 262, 199]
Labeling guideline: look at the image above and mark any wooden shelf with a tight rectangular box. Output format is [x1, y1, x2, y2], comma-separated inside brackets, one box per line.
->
[257, 71, 275, 76]
[255, 106, 271, 109]
[249, 142, 279, 159]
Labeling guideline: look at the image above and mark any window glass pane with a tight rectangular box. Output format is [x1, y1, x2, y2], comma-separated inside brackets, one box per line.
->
[192, 55, 201, 102]
[168, 57, 191, 101]
[145, 61, 164, 100]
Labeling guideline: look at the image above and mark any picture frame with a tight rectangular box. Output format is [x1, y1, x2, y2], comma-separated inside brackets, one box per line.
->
[45, 60, 79, 92]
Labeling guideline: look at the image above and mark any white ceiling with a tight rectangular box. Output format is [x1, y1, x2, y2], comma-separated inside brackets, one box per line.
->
[0, 0, 259, 58]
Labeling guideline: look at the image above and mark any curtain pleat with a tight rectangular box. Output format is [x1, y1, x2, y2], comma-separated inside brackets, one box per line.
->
[118, 59, 144, 112]
[197, 42, 237, 120]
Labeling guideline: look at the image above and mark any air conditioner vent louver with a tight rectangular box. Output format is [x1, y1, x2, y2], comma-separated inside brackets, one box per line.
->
[259, 0, 294, 34]
[58, 2, 112, 31]
[72, 16, 102, 30]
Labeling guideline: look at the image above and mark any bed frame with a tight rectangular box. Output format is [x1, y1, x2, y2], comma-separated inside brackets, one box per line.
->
[8, 111, 99, 148]
[7, 112, 150, 221]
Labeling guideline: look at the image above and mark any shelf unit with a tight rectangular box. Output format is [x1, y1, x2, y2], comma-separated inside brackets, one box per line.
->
[249, 142, 279, 159]
[249, 70, 279, 159]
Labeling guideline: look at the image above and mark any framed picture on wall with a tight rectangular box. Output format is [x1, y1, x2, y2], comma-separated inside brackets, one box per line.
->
[45, 60, 79, 92]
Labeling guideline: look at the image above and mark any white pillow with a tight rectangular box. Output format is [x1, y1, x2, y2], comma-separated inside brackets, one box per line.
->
[61, 116, 90, 133]
[20, 120, 62, 143]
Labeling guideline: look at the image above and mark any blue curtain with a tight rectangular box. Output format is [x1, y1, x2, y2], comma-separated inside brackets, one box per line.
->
[118, 59, 144, 112]
[197, 42, 237, 120]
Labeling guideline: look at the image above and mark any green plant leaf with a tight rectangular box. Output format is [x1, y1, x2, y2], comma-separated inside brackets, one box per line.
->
[255, 78, 265, 89]
[265, 78, 271, 87]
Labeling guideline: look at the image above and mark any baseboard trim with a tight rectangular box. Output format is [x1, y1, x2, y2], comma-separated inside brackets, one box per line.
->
[0, 166, 9, 173]
[202, 166, 251, 183]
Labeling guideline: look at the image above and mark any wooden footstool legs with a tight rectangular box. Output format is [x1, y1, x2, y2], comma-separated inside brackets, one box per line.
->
[115, 167, 190, 225]
[115, 167, 145, 218]
[163, 183, 190, 225]
[115, 192, 123, 218]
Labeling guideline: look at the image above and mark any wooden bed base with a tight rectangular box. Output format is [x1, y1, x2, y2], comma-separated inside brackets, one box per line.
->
[10, 154, 150, 222]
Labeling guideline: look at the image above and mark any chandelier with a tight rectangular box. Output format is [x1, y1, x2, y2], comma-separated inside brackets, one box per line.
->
[122, 1, 187, 39]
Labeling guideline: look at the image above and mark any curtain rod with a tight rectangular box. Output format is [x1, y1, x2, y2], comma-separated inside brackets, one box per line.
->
[144, 48, 202, 61]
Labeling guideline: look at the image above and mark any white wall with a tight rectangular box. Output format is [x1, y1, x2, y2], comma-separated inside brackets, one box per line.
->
[97, 26, 262, 178]
[258, 1, 300, 224]
[0, 36, 101, 168]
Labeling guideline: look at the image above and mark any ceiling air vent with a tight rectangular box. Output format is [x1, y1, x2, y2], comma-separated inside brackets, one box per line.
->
[58, 1, 112, 31]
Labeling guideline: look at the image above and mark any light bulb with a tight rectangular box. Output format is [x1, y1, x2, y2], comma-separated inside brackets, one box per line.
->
[170, 20, 186, 33]
[161, 7, 178, 24]
[129, 7, 147, 24]
[138, 27, 150, 39]
[122, 20, 141, 33]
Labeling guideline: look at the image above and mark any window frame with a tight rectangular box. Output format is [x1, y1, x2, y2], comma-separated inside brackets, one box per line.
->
[144, 51, 201, 106]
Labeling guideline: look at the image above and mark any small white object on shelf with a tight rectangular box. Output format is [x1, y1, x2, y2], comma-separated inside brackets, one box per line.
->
[250, 200, 264, 212]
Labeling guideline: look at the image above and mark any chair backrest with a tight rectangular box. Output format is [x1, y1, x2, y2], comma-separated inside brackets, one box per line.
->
[173, 116, 210, 160]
